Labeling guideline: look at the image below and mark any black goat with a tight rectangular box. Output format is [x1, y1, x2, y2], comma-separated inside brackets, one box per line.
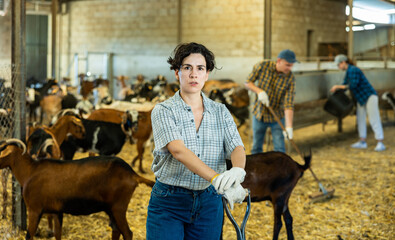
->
[382, 92, 395, 111]
[209, 89, 249, 128]
[124, 82, 158, 102]
[61, 93, 78, 109]
[61, 118, 136, 160]
[226, 151, 311, 240]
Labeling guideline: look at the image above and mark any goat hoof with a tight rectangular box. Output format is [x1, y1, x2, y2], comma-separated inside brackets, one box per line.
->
[34, 228, 54, 238]
[45, 230, 54, 238]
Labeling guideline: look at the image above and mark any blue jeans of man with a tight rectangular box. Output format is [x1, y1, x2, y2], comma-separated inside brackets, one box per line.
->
[146, 180, 223, 240]
[251, 115, 285, 154]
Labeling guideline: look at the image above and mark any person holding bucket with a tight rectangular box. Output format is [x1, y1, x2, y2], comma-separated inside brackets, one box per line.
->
[146, 42, 247, 240]
[331, 54, 385, 151]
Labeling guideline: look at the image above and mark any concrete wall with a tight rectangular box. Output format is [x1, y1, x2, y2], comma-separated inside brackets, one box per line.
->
[294, 69, 395, 103]
[0, 12, 11, 67]
[354, 27, 390, 55]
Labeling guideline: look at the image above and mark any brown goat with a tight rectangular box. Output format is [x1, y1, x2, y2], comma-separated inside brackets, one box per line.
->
[27, 115, 85, 160]
[226, 87, 250, 108]
[40, 95, 63, 125]
[25, 115, 86, 234]
[202, 79, 240, 95]
[88, 108, 124, 123]
[130, 110, 152, 173]
[88, 108, 137, 126]
[227, 151, 311, 240]
[116, 75, 134, 100]
[0, 139, 155, 240]
[48, 115, 85, 147]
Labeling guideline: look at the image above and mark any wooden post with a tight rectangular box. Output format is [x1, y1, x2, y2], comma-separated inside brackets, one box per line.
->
[264, 0, 272, 59]
[347, 0, 354, 61]
[52, 0, 57, 78]
[177, 0, 182, 44]
[11, 0, 27, 230]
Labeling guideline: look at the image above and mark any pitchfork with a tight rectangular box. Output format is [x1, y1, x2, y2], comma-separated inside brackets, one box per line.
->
[222, 189, 251, 240]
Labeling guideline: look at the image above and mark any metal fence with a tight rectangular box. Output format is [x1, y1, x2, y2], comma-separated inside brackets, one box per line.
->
[0, 63, 26, 237]
[0, 65, 15, 139]
[291, 56, 395, 73]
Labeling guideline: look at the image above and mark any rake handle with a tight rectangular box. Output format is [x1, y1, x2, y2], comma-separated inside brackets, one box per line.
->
[266, 106, 323, 185]
[222, 189, 251, 240]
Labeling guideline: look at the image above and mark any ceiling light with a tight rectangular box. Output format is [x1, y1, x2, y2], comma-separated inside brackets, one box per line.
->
[345, 26, 365, 32]
[346, 5, 391, 24]
[383, 9, 395, 14]
[364, 24, 376, 30]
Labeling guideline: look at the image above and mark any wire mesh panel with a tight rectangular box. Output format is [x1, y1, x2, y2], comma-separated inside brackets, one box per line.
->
[0, 65, 15, 139]
[0, 63, 26, 237]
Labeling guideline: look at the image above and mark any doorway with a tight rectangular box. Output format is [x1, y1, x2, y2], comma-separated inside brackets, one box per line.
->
[26, 14, 48, 84]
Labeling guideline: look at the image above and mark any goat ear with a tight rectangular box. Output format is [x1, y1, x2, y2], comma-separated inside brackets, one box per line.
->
[0, 146, 13, 159]
[72, 117, 81, 125]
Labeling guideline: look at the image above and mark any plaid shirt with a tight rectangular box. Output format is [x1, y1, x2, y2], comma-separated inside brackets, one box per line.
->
[343, 65, 376, 105]
[151, 91, 244, 190]
[246, 61, 295, 122]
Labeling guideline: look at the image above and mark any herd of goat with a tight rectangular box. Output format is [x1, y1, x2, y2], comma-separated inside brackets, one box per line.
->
[1, 74, 394, 239]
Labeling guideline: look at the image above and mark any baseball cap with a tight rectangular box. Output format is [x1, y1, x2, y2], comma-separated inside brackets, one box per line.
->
[277, 49, 298, 63]
[334, 54, 348, 65]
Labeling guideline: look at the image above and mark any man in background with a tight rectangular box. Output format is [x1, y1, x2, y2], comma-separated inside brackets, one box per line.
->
[245, 49, 297, 153]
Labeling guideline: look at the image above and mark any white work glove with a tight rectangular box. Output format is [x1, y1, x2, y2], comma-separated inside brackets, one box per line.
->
[282, 127, 293, 140]
[223, 184, 247, 210]
[258, 91, 269, 107]
[211, 167, 246, 195]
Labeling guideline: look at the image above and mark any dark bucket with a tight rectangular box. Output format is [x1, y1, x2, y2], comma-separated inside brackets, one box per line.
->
[324, 90, 353, 118]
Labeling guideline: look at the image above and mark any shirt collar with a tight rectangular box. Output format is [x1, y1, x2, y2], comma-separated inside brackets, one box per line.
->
[173, 90, 213, 114]
[269, 61, 277, 72]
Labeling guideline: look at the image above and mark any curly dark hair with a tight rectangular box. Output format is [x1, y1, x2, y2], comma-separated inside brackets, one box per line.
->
[167, 42, 216, 71]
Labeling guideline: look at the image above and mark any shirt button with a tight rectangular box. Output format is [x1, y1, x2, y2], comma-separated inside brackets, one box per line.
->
[191, 119, 194, 122]
[197, 135, 200, 138]
[188, 109, 191, 111]
[197, 154, 200, 157]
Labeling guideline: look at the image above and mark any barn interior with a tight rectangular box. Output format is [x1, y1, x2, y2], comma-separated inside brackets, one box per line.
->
[0, 0, 394, 239]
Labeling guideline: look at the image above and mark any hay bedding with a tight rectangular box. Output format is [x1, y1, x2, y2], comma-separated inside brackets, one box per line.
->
[0, 115, 394, 239]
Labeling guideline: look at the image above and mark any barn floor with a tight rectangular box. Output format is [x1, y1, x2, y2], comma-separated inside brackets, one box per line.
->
[0, 114, 394, 240]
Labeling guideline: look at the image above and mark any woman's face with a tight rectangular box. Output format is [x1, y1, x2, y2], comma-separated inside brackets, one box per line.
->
[338, 61, 347, 70]
[175, 53, 209, 95]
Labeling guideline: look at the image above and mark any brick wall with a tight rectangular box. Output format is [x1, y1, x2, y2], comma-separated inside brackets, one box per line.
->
[272, 0, 347, 57]
[58, 0, 347, 85]
[0, 0, 348, 85]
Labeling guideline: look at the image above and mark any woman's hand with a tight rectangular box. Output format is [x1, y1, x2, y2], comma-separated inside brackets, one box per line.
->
[330, 85, 345, 93]
[211, 167, 246, 194]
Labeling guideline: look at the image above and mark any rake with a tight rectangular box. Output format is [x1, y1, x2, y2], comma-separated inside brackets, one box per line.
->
[267, 106, 335, 202]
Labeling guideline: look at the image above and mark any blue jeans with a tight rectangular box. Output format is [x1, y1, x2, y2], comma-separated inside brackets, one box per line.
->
[251, 116, 285, 154]
[146, 181, 223, 240]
